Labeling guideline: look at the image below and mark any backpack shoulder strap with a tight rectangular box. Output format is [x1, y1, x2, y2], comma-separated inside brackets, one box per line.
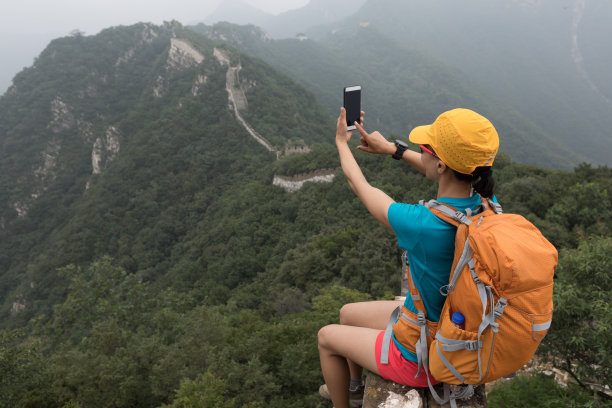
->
[420, 196, 503, 224]
[420, 199, 472, 226]
[485, 197, 503, 214]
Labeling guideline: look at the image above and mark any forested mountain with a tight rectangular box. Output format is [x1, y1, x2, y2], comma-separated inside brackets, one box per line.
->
[0, 19, 610, 408]
[0, 21, 334, 325]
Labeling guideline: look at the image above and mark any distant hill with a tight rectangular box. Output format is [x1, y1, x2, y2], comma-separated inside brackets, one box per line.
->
[202, 0, 368, 38]
[192, 21, 582, 169]
[263, 0, 368, 38]
[204, 0, 274, 28]
[338, 0, 612, 165]
[203, 0, 611, 165]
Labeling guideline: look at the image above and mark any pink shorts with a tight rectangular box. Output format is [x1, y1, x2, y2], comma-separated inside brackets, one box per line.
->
[375, 331, 440, 387]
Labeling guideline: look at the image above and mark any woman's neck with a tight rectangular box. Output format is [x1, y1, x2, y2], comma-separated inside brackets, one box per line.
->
[436, 173, 472, 199]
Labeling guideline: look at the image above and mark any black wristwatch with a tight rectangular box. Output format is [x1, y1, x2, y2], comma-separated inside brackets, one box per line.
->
[392, 140, 409, 160]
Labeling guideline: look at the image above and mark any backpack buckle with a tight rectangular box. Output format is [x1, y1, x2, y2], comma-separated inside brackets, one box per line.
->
[465, 340, 482, 351]
[454, 211, 469, 224]
[417, 311, 426, 326]
[494, 298, 508, 319]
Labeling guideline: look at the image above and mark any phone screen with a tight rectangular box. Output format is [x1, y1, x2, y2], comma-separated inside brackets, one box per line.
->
[344, 86, 361, 130]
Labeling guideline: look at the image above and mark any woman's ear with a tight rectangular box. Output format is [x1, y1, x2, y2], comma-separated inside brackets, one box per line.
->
[436, 160, 447, 175]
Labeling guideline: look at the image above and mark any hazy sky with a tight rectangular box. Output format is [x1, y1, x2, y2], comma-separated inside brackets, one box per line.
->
[0, 0, 309, 93]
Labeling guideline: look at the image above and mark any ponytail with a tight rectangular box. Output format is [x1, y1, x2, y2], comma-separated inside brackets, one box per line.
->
[472, 166, 495, 198]
[452, 166, 495, 198]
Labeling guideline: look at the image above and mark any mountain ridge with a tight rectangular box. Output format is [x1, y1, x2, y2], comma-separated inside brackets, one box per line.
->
[0, 21, 335, 323]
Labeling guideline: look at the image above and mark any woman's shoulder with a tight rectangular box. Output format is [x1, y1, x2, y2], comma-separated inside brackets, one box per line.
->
[388, 201, 430, 215]
[388, 201, 442, 228]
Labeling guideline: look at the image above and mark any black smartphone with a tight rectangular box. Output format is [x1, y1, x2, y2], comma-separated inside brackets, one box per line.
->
[343, 86, 361, 130]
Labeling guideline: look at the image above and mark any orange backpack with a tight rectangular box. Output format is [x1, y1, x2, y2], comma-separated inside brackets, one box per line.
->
[380, 198, 558, 406]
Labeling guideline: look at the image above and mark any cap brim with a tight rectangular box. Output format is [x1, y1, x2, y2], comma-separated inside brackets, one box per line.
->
[408, 124, 434, 145]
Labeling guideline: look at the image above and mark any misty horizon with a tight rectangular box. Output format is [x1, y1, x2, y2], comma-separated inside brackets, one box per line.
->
[0, 0, 310, 94]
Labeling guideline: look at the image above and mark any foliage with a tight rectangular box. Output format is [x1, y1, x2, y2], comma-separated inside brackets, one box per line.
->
[160, 373, 238, 408]
[540, 237, 612, 394]
[0, 20, 611, 408]
[547, 183, 611, 236]
[0, 328, 56, 408]
[488, 373, 609, 408]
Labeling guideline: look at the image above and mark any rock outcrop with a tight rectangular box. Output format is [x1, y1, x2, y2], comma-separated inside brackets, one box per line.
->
[363, 373, 487, 408]
[154, 37, 205, 98]
[91, 126, 121, 176]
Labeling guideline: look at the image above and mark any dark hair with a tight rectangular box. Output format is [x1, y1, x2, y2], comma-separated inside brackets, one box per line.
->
[453, 166, 495, 198]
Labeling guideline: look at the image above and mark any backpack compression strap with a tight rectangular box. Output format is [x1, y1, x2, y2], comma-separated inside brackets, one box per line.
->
[379, 256, 430, 379]
[406, 260, 431, 378]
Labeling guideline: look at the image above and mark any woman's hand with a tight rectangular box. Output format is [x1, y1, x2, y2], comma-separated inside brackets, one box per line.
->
[336, 108, 364, 146]
[355, 122, 395, 155]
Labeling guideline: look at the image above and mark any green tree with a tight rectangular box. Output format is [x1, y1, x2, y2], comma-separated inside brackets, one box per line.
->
[160, 373, 239, 408]
[488, 373, 605, 408]
[541, 236, 611, 399]
[0, 328, 57, 408]
[546, 182, 611, 237]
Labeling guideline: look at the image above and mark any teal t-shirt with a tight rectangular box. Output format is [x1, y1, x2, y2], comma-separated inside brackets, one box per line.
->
[387, 194, 493, 362]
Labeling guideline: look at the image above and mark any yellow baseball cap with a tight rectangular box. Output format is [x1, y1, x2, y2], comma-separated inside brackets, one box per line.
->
[409, 108, 499, 175]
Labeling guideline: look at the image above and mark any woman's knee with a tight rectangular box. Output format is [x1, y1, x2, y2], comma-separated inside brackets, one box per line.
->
[318, 324, 340, 351]
[317, 325, 331, 350]
[339, 302, 358, 325]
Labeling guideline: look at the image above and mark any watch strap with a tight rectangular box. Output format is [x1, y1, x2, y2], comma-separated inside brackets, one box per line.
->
[393, 141, 408, 160]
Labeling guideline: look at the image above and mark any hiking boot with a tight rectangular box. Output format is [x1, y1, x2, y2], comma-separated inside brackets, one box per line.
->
[318, 383, 364, 407]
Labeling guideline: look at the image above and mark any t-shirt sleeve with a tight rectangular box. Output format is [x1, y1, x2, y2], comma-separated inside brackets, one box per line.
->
[388, 202, 424, 251]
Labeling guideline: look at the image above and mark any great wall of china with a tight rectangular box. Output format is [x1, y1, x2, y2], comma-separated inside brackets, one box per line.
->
[212, 46, 336, 192]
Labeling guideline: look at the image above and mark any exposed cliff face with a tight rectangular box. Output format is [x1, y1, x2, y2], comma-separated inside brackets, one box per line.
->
[32, 139, 61, 199]
[168, 38, 205, 69]
[115, 23, 159, 68]
[154, 37, 206, 98]
[49, 97, 75, 133]
[91, 126, 121, 176]
[12, 99, 68, 217]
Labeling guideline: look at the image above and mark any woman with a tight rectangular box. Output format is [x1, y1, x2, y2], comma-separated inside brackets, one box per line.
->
[318, 107, 499, 408]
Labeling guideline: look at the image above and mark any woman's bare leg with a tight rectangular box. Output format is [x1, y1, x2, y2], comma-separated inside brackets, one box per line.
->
[340, 300, 402, 381]
[318, 300, 403, 408]
[318, 325, 380, 408]
[339, 300, 402, 329]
